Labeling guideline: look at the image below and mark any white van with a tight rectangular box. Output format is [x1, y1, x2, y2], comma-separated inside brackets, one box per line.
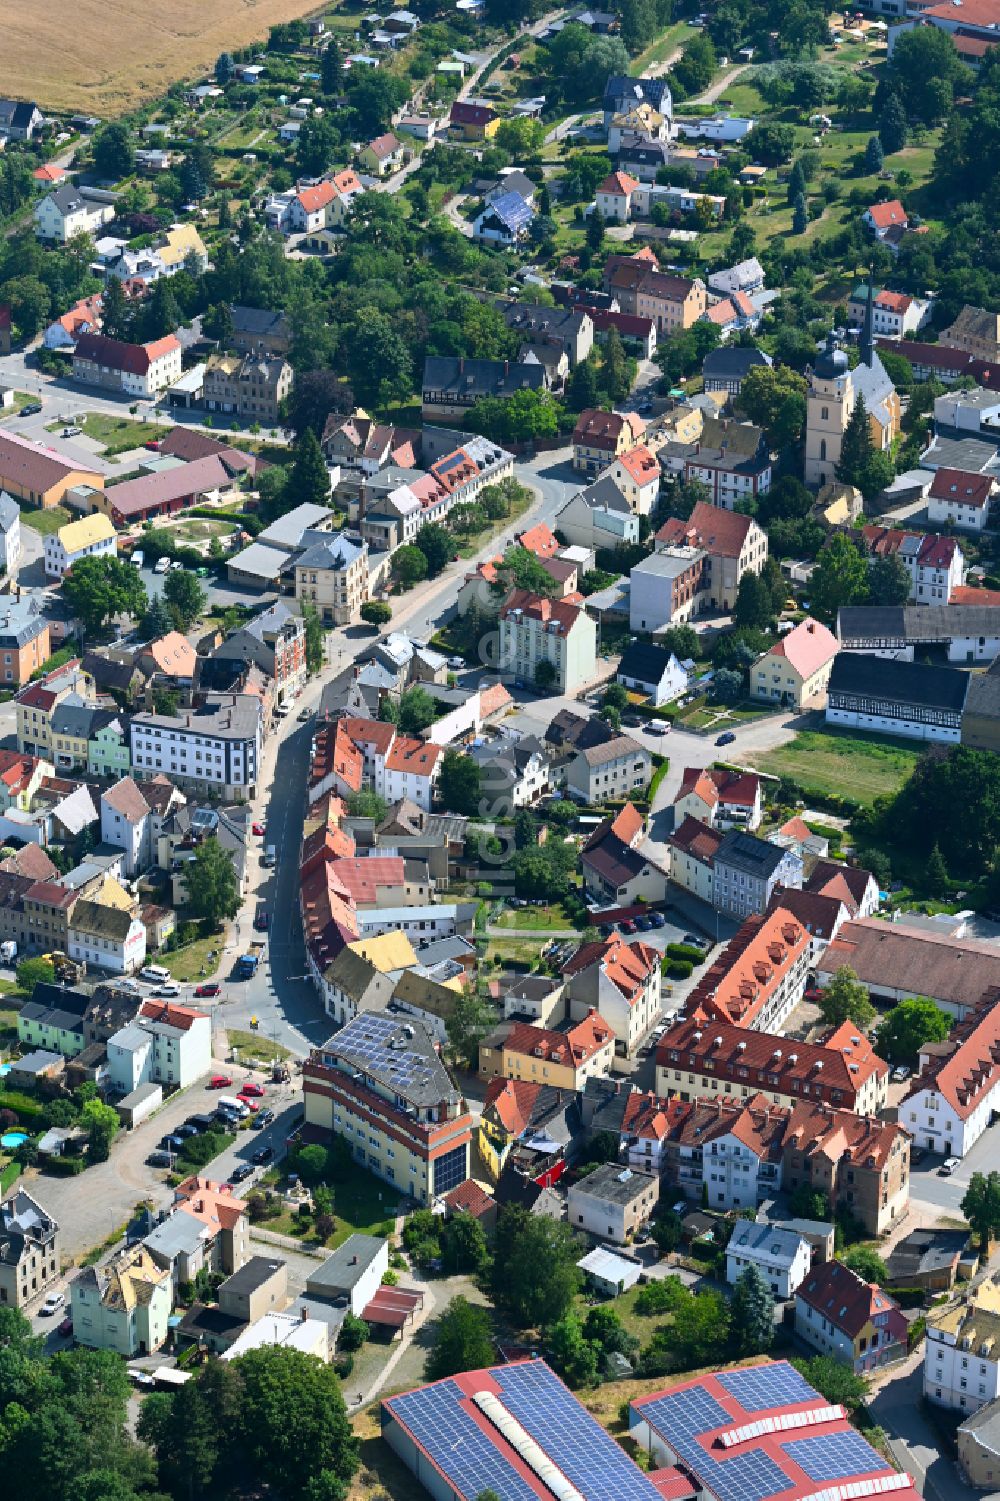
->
[131, 550, 145, 569]
[217, 1096, 250, 1119]
[153, 556, 170, 575]
[140, 964, 170, 984]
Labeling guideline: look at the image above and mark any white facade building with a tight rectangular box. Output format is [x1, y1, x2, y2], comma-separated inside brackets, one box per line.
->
[106, 1002, 211, 1095]
[900, 1004, 1000, 1159]
[43, 514, 117, 580]
[726, 1222, 812, 1299]
[925, 1286, 1000, 1415]
[129, 698, 261, 799]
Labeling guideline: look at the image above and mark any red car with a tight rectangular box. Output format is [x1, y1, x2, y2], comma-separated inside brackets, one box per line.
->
[195, 982, 221, 998]
[241, 1082, 265, 1097]
[804, 987, 825, 1003]
[253, 822, 265, 837]
[58, 1316, 73, 1337]
[620, 919, 637, 935]
[237, 1094, 260, 1111]
[208, 1075, 233, 1089]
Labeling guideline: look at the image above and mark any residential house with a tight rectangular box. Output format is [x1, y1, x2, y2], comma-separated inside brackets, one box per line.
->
[71, 1246, 172, 1356]
[726, 1222, 812, 1299]
[472, 191, 535, 247]
[826, 654, 968, 744]
[72, 332, 181, 398]
[655, 502, 768, 614]
[702, 344, 773, 396]
[16, 981, 88, 1056]
[563, 932, 662, 1054]
[107, 1000, 211, 1094]
[925, 1280, 1000, 1414]
[629, 547, 705, 632]
[34, 185, 115, 243]
[666, 816, 724, 904]
[230, 306, 291, 357]
[751, 617, 839, 708]
[303, 1012, 472, 1205]
[682, 417, 771, 508]
[503, 304, 593, 366]
[616, 641, 688, 706]
[572, 407, 646, 475]
[604, 445, 660, 516]
[43, 512, 116, 580]
[421, 356, 547, 420]
[479, 1012, 615, 1090]
[43, 293, 103, 351]
[657, 1010, 889, 1115]
[708, 258, 766, 297]
[804, 861, 880, 919]
[863, 199, 909, 241]
[0, 100, 43, 141]
[211, 602, 306, 704]
[957, 1402, 1000, 1489]
[286, 172, 365, 232]
[603, 73, 673, 129]
[360, 132, 404, 176]
[0, 598, 50, 686]
[0, 1188, 60, 1310]
[674, 767, 763, 831]
[0, 491, 20, 577]
[202, 352, 293, 427]
[603, 253, 707, 335]
[795, 1259, 906, 1372]
[859, 526, 965, 603]
[471, 735, 551, 809]
[900, 999, 1000, 1159]
[565, 732, 651, 804]
[555, 477, 639, 552]
[100, 778, 153, 876]
[448, 100, 500, 141]
[306, 1235, 389, 1315]
[762, 886, 851, 966]
[713, 830, 803, 921]
[67, 900, 146, 975]
[498, 590, 597, 696]
[927, 469, 995, 533]
[567, 1162, 659, 1244]
[0, 430, 103, 511]
[940, 305, 1000, 363]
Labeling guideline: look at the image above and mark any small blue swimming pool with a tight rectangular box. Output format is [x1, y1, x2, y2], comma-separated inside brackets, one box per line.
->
[0, 1130, 27, 1149]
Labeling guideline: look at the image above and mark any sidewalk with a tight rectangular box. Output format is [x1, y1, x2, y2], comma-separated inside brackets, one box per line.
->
[867, 1352, 981, 1501]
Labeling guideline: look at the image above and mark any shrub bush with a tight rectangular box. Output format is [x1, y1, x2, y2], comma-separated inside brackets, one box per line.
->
[666, 959, 694, 979]
[45, 1154, 86, 1176]
[666, 942, 705, 963]
[0, 1091, 43, 1122]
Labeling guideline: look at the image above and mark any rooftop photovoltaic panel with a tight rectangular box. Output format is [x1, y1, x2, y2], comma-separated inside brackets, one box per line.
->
[782, 1432, 886, 1483]
[636, 1387, 791, 1501]
[493, 1362, 664, 1501]
[387, 1381, 541, 1501]
[717, 1364, 818, 1413]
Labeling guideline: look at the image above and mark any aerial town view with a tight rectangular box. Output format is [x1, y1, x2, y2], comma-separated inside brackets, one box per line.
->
[7, 2, 1000, 1501]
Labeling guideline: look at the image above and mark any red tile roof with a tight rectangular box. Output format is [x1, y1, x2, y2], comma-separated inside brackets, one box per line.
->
[804, 860, 875, 915]
[562, 932, 659, 1007]
[384, 736, 443, 777]
[0, 430, 101, 495]
[929, 468, 994, 509]
[685, 907, 809, 1028]
[615, 443, 658, 486]
[502, 1012, 613, 1066]
[296, 181, 336, 213]
[903, 996, 1000, 1122]
[450, 100, 497, 127]
[764, 616, 839, 679]
[655, 501, 756, 558]
[139, 1000, 207, 1032]
[676, 766, 760, 810]
[517, 522, 560, 559]
[484, 1077, 549, 1135]
[74, 331, 180, 375]
[866, 199, 907, 230]
[598, 170, 639, 196]
[875, 290, 912, 313]
[952, 585, 1000, 606]
[499, 589, 584, 635]
[667, 814, 723, 864]
[797, 1258, 901, 1337]
[442, 1179, 495, 1219]
[329, 855, 406, 904]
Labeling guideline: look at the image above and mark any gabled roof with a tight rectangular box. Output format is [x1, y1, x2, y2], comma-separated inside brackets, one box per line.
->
[74, 332, 179, 374]
[797, 1258, 900, 1336]
[865, 199, 907, 230]
[762, 616, 839, 679]
[668, 814, 723, 864]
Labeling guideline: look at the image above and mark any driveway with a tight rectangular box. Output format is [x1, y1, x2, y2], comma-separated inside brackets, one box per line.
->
[868, 1353, 981, 1501]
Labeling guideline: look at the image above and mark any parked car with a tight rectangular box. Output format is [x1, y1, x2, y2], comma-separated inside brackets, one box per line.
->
[57, 1316, 73, 1337]
[620, 919, 637, 934]
[646, 723, 670, 735]
[682, 933, 705, 948]
[208, 1075, 233, 1089]
[297, 707, 311, 722]
[158, 1134, 184, 1152]
[716, 731, 736, 746]
[40, 1291, 65, 1316]
[804, 987, 825, 1003]
[635, 916, 651, 931]
[892, 1064, 911, 1082]
[251, 1145, 274, 1165]
[128, 1368, 156, 1387]
[21, 403, 41, 416]
[62, 426, 81, 438]
[146, 1150, 172, 1168]
[241, 1082, 265, 1097]
[194, 982, 220, 998]
[648, 912, 666, 928]
[255, 1109, 275, 1128]
[254, 905, 269, 932]
[252, 822, 265, 837]
[910, 1146, 926, 1167]
[230, 1163, 254, 1184]
[940, 1157, 961, 1176]
[157, 982, 181, 997]
[447, 656, 465, 669]
[173, 1124, 198, 1140]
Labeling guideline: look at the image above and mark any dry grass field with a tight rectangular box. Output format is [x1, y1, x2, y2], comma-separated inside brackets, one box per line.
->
[5, 0, 326, 115]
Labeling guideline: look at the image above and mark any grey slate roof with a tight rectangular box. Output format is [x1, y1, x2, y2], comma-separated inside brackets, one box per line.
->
[319, 1011, 462, 1108]
[715, 829, 788, 879]
[0, 491, 20, 534]
[828, 652, 970, 714]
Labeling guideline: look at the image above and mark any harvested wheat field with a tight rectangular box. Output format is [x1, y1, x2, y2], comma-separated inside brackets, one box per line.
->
[4, 0, 325, 115]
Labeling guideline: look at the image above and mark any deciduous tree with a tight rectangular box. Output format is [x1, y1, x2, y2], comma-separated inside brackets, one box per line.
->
[185, 836, 240, 930]
[962, 1171, 1000, 1249]
[62, 557, 147, 640]
[818, 965, 875, 1031]
[427, 1297, 495, 1379]
[492, 1208, 581, 1328]
[875, 998, 951, 1066]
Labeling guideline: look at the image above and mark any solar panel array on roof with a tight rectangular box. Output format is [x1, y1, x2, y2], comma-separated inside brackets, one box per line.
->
[493, 1361, 663, 1501]
[782, 1432, 885, 1483]
[636, 1387, 791, 1501]
[330, 1012, 440, 1092]
[717, 1365, 816, 1413]
[491, 190, 534, 232]
[388, 1380, 540, 1501]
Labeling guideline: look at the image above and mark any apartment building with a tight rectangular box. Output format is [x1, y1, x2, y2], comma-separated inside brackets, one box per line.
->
[0, 1188, 60, 1310]
[0, 598, 51, 686]
[682, 418, 772, 509]
[656, 1016, 889, 1115]
[752, 617, 840, 709]
[211, 602, 307, 704]
[72, 333, 182, 398]
[563, 934, 662, 1055]
[629, 547, 705, 631]
[71, 1246, 172, 1356]
[479, 1012, 615, 1091]
[604, 444, 660, 515]
[421, 356, 547, 420]
[326, 717, 443, 812]
[667, 816, 723, 905]
[202, 352, 293, 426]
[565, 732, 652, 805]
[713, 831, 803, 921]
[129, 696, 262, 799]
[727, 1222, 812, 1299]
[107, 1001, 211, 1094]
[498, 589, 597, 696]
[100, 777, 153, 877]
[926, 1280, 1000, 1414]
[690, 907, 811, 1032]
[655, 501, 767, 612]
[567, 1163, 659, 1245]
[43, 512, 116, 580]
[795, 1259, 907, 1372]
[303, 1012, 472, 1206]
[927, 469, 995, 534]
[860, 526, 966, 604]
[571, 407, 646, 475]
[604, 255, 707, 334]
[294, 533, 370, 626]
[900, 998, 1000, 1158]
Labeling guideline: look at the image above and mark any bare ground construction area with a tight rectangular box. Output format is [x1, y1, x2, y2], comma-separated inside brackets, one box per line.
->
[4, 0, 325, 114]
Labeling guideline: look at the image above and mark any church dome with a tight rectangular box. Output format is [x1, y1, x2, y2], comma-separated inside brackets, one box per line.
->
[814, 334, 848, 380]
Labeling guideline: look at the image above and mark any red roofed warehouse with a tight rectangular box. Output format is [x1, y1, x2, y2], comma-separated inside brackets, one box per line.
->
[73, 332, 182, 398]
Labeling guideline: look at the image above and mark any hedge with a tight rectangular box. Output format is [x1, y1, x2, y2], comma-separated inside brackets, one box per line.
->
[666, 943, 704, 964]
[0, 1159, 20, 1194]
[665, 959, 694, 979]
[44, 1154, 86, 1176]
[0, 1090, 44, 1122]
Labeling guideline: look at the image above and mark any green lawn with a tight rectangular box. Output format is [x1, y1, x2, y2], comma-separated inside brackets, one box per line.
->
[21, 505, 72, 535]
[493, 903, 572, 931]
[0, 392, 36, 420]
[228, 1029, 290, 1064]
[161, 931, 222, 982]
[485, 935, 550, 966]
[261, 1162, 402, 1251]
[172, 518, 237, 542]
[747, 729, 920, 806]
[76, 413, 164, 456]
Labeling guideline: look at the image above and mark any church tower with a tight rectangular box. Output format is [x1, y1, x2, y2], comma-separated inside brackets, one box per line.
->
[804, 331, 853, 488]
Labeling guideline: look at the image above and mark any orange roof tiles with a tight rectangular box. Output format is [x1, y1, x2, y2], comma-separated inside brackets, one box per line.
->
[296, 181, 336, 213]
[139, 1000, 206, 1032]
[499, 588, 584, 634]
[866, 199, 907, 230]
[563, 932, 659, 1007]
[903, 997, 1000, 1122]
[765, 616, 839, 680]
[615, 443, 659, 485]
[502, 1011, 613, 1067]
[484, 1077, 549, 1135]
[384, 736, 443, 777]
[174, 1175, 247, 1233]
[599, 170, 639, 196]
[145, 631, 197, 677]
[685, 907, 810, 1028]
[517, 522, 560, 559]
[329, 855, 406, 904]
[655, 501, 756, 558]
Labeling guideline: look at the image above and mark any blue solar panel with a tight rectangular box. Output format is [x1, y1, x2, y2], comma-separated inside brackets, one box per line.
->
[783, 1432, 886, 1483]
[494, 1362, 663, 1501]
[636, 1386, 791, 1501]
[717, 1364, 818, 1413]
[387, 1380, 540, 1501]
